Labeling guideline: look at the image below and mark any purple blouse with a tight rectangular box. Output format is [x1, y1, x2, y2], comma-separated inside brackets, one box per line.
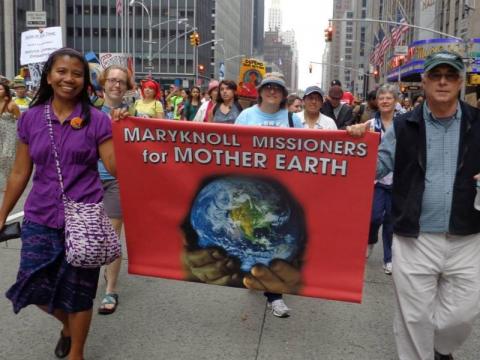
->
[17, 102, 112, 229]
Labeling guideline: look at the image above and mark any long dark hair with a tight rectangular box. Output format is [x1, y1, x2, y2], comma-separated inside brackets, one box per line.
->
[188, 86, 201, 103]
[30, 47, 93, 124]
[216, 80, 239, 105]
[0, 83, 13, 114]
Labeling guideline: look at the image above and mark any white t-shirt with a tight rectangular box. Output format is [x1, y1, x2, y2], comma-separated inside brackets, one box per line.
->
[298, 111, 337, 130]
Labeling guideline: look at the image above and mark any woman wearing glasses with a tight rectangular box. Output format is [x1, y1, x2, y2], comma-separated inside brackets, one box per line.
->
[96, 65, 134, 315]
[236, 73, 303, 317]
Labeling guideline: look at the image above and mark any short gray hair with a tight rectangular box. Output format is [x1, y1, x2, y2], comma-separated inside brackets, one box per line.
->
[376, 84, 399, 100]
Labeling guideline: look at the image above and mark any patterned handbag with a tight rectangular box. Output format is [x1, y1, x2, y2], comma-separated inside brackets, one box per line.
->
[45, 104, 121, 268]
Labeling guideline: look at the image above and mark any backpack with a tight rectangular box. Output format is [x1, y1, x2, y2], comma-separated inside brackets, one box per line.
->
[288, 111, 294, 127]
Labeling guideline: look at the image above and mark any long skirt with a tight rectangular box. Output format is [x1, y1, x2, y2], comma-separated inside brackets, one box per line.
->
[0, 113, 17, 183]
[5, 220, 100, 314]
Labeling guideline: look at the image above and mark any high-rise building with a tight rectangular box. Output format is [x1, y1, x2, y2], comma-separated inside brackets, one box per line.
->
[326, 0, 353, 91]
[213, 0, 255, 82]
[268, 0, 282, 31]
[263, 0, 297, 90]
[66, 0, 214, 86]
[253, 0, 265, 56]
[1, 0, 259, 88]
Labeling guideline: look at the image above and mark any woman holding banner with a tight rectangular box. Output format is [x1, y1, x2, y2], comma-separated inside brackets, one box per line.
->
[364, 84, 400, 275]
[0, 48, 117, 360]
[95, 65, 134, 315]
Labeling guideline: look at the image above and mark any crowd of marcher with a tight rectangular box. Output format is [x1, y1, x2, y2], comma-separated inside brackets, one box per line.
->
[0, 47, 479, 360]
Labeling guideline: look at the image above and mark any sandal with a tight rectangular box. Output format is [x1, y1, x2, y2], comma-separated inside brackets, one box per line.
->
[98, 293, 119, 315]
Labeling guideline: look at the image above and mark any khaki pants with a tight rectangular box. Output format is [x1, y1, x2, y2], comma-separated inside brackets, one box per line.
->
[392, 232, 480, 360]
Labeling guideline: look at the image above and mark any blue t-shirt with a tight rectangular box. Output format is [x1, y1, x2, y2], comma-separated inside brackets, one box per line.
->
[97, 103, 127, 181]
[234, 105, 303, 128]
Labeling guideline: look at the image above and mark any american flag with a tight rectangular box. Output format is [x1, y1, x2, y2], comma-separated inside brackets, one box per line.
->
[391, 18, 409, 46]
[116, 0, 123, 15]
[378, 36, 391, 61]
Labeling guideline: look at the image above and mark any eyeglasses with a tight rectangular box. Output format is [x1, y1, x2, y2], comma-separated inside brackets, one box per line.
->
[264, 84, 283, 92]
[426, 72, 460, 82]
[106, 78, 127, 87]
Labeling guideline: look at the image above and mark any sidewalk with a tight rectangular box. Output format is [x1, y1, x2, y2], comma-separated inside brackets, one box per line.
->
[1, 238, 479, 359]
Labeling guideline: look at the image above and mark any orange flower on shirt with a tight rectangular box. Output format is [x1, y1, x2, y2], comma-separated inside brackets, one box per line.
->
[70, 117, 84, 129]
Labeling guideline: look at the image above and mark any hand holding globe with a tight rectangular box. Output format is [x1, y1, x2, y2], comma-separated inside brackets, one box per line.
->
[181, 176, 306, 294]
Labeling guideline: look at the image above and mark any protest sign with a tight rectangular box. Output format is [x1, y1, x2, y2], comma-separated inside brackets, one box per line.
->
[20, 27, 62, 65]
[237, 59, 266, 99]
[99, 53, 134, 78]
[113, 118, 379, 302]
[27, 62, 44, 88]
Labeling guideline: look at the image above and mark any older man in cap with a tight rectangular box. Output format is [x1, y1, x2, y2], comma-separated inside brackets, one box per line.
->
[298, 85, 337, 129]
[347, 50, 480, 360]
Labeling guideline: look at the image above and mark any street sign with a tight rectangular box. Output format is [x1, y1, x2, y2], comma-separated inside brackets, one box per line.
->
[394, 45, 409, 56]
[406, 85, 421, 91]
[26, 11, 47, 28]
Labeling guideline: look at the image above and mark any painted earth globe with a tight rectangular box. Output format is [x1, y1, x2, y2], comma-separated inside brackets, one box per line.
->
[190, 176, 304, 272]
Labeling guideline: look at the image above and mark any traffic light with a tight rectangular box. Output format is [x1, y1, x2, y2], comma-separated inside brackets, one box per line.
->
[189, 33, 196, 46]
[194, 31, 200, 46]
[309, 63, 313, 73]
[198, 64, 205, 73]
[324, 26, 333, 42]
[373, 67, 379, 79]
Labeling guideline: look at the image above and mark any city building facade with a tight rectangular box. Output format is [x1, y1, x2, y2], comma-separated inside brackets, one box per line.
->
[1, 0, 261, 89]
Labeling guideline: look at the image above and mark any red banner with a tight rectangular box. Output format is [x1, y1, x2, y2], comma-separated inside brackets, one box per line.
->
[113, 118, 379, 302]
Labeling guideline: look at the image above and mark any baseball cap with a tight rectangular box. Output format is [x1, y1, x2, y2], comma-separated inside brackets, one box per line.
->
[424, 51, 464, 73]
[258, 72, 287, 92]
[303, 85, 324, 100]
[330, 79, 342, 87]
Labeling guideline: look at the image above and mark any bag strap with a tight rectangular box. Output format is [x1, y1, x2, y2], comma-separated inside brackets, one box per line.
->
[44, 104, 66, 197]
[288, 111, 294, 128]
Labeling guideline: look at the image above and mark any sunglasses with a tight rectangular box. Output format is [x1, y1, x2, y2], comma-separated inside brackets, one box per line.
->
[426, 72, 460, 82]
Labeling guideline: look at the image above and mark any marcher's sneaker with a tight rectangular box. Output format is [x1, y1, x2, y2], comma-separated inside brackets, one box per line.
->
[434, 350, 454, 360]
[366, 244, 374, 258]
[383, 262, 393, 275]
[267, 299, 290, 318]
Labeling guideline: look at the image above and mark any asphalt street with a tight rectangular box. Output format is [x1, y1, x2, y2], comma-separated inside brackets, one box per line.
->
[0, 184, 479, 360]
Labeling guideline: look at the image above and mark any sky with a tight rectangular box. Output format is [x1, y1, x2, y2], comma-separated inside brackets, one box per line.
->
[264, 0, 333, 90]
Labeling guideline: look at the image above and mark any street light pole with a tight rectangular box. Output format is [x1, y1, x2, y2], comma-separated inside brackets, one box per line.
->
[329, 18, 462, 41]
[129, 0, 153, 77]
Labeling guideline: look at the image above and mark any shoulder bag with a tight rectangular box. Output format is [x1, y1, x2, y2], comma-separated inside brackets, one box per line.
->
[44, 104, 121, 268]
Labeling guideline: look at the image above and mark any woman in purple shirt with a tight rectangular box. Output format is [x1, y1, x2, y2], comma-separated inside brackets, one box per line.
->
[0, 48, 116, 360]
